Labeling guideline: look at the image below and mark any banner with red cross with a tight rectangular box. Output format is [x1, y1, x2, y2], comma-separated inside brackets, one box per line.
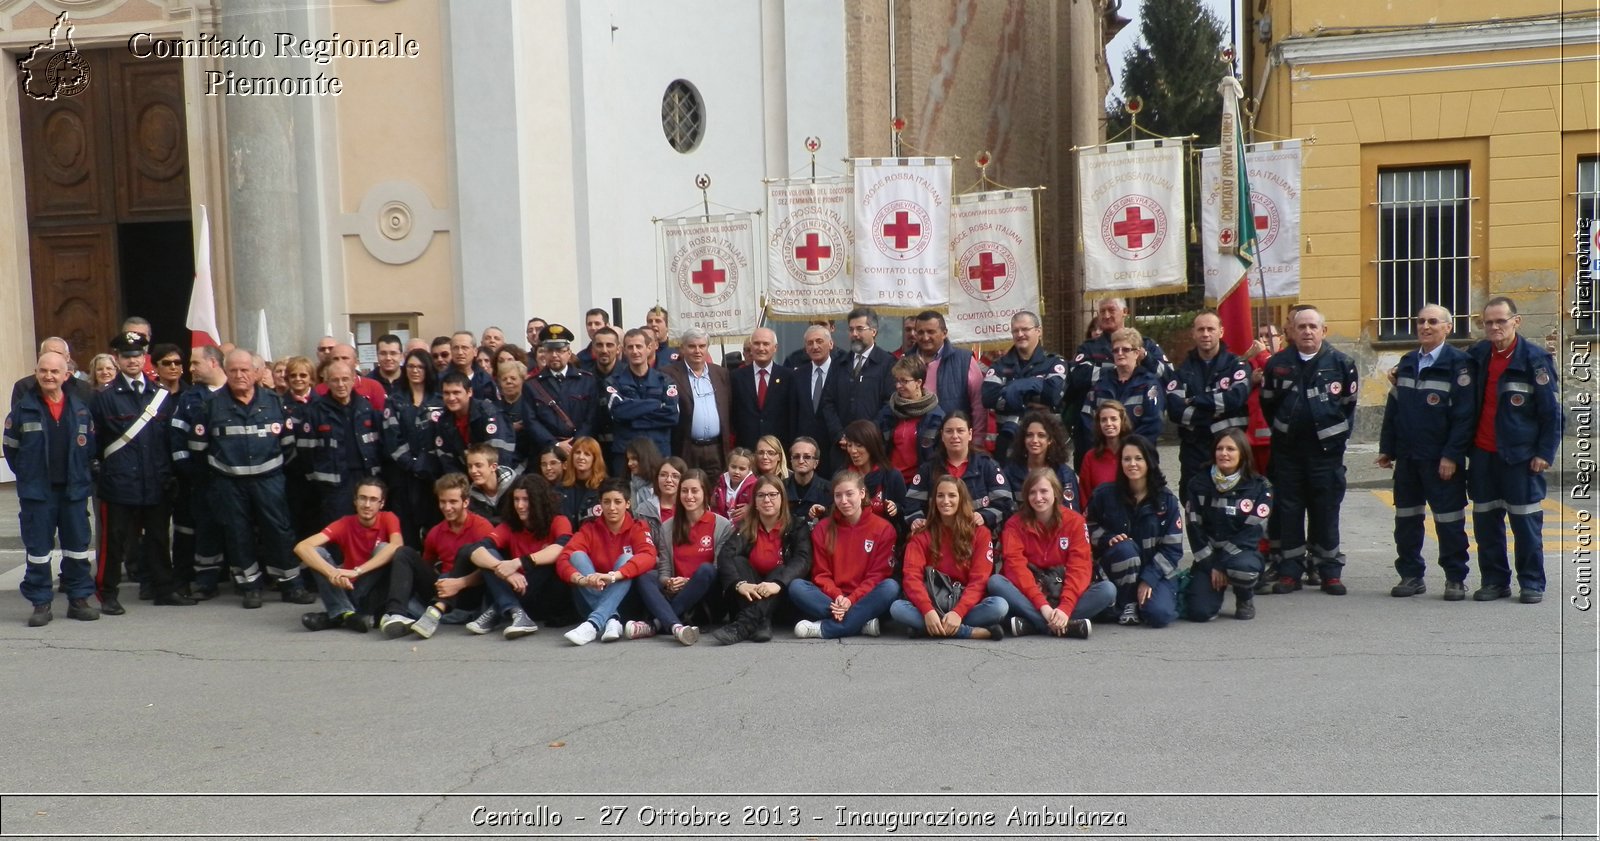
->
[1077, 140, 1186, 296]
[765, 176, 855, 318]
[661, 212, 761, 340]
[947, 189, 1039, 344]
[1200, 140, 1302, 301]
[852, 157, 953, 310]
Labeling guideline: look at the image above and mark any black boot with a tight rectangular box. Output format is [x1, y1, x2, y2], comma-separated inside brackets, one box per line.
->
[1234, 587, 1256, 620]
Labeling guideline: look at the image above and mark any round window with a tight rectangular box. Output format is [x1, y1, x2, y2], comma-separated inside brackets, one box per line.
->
[661, 79, 704, 153]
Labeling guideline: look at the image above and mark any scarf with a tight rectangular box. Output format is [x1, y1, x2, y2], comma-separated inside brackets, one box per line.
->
[1211, 466, 1242, 494]
[890, 391, 939, 420]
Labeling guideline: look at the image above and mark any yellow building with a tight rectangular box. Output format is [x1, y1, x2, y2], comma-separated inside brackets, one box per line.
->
[1245, 0, 1598, 415]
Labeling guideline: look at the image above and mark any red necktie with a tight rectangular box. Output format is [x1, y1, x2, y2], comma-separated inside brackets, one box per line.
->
[757, 368, 768, 410]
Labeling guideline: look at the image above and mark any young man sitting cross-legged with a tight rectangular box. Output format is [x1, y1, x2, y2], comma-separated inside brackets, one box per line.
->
[378, 472, 495, 639]
[294, 478, 403, 632]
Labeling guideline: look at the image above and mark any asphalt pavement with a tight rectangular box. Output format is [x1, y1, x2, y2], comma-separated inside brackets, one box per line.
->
[0, 441, 1594, 840]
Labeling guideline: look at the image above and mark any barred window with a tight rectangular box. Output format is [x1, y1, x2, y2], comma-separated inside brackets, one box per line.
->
[1576, 157, 1599, 333]
[1376, 165, 1472, 340]
[661, 80, 704, 154]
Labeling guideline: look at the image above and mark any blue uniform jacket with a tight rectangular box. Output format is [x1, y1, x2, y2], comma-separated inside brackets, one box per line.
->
[188, 387, 297, 479]
[1087, 368, 1166, 441]
[1084, 483, 1184, 586]
[1184, 472, 1272, 567]
[4, 389, 95, 501]
[904, 451, 1014, 530]
[1003, 461, 1083, 514]
[168, 384, 223, 481]
[1259, 345, 1360, 453]
[385, 393, 445, 475]
[528, 367, 599, 441]
[425, 399, 516, 476]
[295, 392, 387, 486]
[1379, 344, 1478, 463]
[982, 347, 1069, 438]
[91, 379, 175, 506]
[1467, 337, 1562, 465]
[1166, 348, 1251, 449]
[604, 367, 680, 457]
[1065, 333, 1175, 410]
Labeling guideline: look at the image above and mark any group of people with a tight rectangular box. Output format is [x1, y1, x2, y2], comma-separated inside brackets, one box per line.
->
[5, 294, 1560, 643]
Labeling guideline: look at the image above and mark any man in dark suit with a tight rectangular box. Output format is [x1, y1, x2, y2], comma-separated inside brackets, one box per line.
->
[795, 324, 847, 477]
[730, 327, 796, 452]
[664, 327, 732, 476]
[837, 307, 897, 429]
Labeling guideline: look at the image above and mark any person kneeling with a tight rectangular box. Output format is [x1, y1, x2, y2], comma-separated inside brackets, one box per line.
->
[377, 472, 495, 639]
[788, 471, 900, 639]
[555, 478, 657, 645]
[890, 475, 1008, 640]
[294, 478, 403, 632]
[991, 468, 1111, 638]
[1084, 435, 1183, 628]
[1183, 430, 1270, 622]
[465, 473, 573, 639]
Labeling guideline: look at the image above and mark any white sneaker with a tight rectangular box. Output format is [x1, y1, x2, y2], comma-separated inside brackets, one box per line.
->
[1009, 616, 1031, 637]
[379, 613, 414, 639]
[672, 624, 699, 646]
[564, 621, 599, 646]
[410, 605, 442, 639]
[503, 608, 539, 639]
[861, 618, 881, 637]
[794, 619, 823, 639]
[625, 620, 656, 640]
[465, 606, 501, 635]
[601, 617, 624, 642]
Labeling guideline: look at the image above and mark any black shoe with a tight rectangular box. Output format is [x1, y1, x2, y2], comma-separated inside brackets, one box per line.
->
[983, 623, 1006, 641]
[282, 585, 316, 605]
[1390, 577, 1427, 597]
[712, 624, 749, 645]
[1320, 578, 1347, 596]
[67, 598, 100, 621]
[1519, 589, 1544, 604]
[241, 589, 264, 609]
[1304, 567, 1323, 587]
[98, 591, 125, 616]
[1473, 584, 1513, 601]
[1271, 577, 1302, 595]
[1065, 618, 1092, 639]
[341, 612, 369, 633]
[27, 604, 52, 627]
[750, 616, 773, 643]
[1234, 590, 1256, 620]
[137, 582, 154, 601]
[154, 591, 197, 606]
[301, 611, 335, 631]
[1443, 581, 1467, 601]
[190, 585, 219, 601]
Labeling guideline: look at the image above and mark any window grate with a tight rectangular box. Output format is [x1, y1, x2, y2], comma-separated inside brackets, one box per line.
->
[1375, 165, 1472, 341]
[661, 80, 704, 154]
[1576, 157, 1599, 333]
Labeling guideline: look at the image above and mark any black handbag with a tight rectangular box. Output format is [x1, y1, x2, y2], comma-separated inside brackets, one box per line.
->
[924, 567, 965, 614]
[1028, 563, 1065, 605]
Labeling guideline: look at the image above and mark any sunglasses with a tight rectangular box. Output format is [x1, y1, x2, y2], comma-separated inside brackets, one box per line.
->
[157, 359, 184, 366]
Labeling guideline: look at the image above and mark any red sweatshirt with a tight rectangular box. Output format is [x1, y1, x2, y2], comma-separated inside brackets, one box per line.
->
[555, 515, 657, 582]
[488, 515, 573, 561]
[1001, 507, 1094, 616]
[1078, 446, 1120, 499]
[901, 524, 993, 618]
[809, 511, 897, 602]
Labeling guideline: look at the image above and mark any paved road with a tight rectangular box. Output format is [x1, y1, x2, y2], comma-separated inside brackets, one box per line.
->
[0, 456, 1594, 839]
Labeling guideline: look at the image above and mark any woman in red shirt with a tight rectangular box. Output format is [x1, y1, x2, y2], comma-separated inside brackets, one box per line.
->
[715, 474, 813, 644]
[467, 473, 573, 639]
[990, 469, 1111, 638]
[889, 475, 1007, 639]
[554, 478, 658, 646]
[876, 355, 943, 484]
[634, 469, 732, 645]
[1078, 400, 1131, 499]
[787, 471, 900, 639]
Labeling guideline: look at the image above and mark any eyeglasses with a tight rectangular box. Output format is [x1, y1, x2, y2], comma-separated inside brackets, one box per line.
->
[790, 453, 818, 461]
[1483, 318, 1515, 327]
[1415, 317, 1447, 326]
[754, 492, 782, 500]
[432, 351, 451, 359]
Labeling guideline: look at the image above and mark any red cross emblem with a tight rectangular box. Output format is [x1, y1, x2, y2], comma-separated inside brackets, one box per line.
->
[691, 259, 725, 294]
[794, 232, 832, 272]
[967, 251, 1007, 291]
[1113, 206, 1157, 249]
[882, 211, 921, 250]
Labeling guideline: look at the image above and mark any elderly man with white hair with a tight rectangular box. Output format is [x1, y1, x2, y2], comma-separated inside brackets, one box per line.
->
[663, 326, 732, 475]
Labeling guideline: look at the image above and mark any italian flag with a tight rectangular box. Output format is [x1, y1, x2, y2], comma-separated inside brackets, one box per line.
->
[1210, 76, 1258, 356]
[186, 204, 221, 348]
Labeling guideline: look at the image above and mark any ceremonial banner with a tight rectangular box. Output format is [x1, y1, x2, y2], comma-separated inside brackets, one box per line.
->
[853, 157, 952, 309]
[947, 190, 1040, 344]
[1077, 140, 1186, 295]
[661, 213, 761, 339]
[1201, 140, 1302, 303]
[765, 176, 855, 317]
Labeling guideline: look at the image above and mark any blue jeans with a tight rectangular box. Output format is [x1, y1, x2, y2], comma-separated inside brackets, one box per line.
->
[19, 491, 94, 605]
[788, 578, 900, 638]
[888, 595, 1008, 637]
[637, 563, 716, 629]
[565, 551, 635, 628]
[987, 574, 1114, 633]
[313, 547, 387, 617]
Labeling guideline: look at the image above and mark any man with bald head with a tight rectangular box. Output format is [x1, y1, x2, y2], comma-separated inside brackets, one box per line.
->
[5, 351, 99, 626]
[730, 326, 797, 451]
[188, 348, 312, 608]
[11, 337, 91, 408]
[315, 342, 387, 412]
[298, 359, 387, 527]
[1378, 303, 1479, 600]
